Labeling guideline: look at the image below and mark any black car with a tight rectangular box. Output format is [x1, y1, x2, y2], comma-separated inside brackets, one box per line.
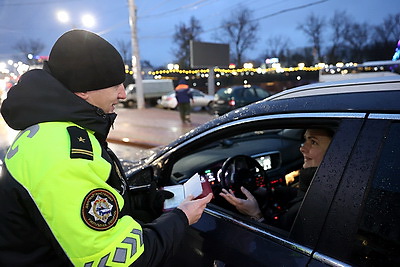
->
[212, 85, 271, 115]
[127, 76, 400, 266]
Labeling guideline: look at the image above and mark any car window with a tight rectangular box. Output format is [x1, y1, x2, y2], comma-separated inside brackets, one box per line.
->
[242, 88, 257, 100]
[255, 88, 270, 98]
[168, 122, 338, 234]
[349, 122, 400, 266]
[215, 87, 232, 100]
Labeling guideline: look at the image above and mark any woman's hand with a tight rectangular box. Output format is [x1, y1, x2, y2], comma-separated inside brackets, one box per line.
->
[219, 186, 263, 220]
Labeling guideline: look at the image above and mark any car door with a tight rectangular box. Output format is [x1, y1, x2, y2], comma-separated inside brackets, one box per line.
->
[163, 114, 365, 267]
[308, 116, 400, 266]
[191, 90, 208, 108]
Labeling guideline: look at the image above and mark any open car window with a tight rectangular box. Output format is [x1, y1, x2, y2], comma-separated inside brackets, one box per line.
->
[167, 122, 337, 233]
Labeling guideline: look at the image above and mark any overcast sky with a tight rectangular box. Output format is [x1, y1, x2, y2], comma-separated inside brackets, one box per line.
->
[0, 0, 398, 67]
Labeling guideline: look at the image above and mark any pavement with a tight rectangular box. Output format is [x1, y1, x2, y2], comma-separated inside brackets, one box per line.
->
[108, 106, 215, 148]
[0, 106, 215, 160]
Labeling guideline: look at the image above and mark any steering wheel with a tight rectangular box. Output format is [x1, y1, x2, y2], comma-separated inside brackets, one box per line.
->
[219, 155, 267, 197]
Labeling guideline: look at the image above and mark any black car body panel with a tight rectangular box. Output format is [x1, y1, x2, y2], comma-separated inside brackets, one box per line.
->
[173, 208, 314, 267]
[126, 76, 400, 266]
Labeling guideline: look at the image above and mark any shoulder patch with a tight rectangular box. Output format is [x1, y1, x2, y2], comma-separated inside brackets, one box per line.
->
[67, 126, 93, 160]
[81, 189, 119, 231]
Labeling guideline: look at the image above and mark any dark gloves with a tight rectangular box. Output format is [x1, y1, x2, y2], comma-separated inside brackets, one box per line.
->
[129, 181, 174, 223]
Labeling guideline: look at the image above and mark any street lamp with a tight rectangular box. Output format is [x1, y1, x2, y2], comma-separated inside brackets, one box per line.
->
[56, 10, 96, 29]
[81, 14, 95, 28]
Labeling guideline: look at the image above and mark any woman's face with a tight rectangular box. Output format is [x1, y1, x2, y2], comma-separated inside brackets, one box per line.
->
[300, 129, 332, 168]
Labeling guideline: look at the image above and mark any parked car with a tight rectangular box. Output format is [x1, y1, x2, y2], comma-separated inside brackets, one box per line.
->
[120, 79, 174, 107]
[126, 76, 400, 266]
[157, 88, 214, 110]
[212, 85, 271, 115]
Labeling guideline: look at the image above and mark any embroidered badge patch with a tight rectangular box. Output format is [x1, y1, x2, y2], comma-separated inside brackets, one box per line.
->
[81, 189, 119, 231]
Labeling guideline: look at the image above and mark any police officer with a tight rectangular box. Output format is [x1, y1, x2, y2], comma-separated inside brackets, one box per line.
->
[0, 30, 212, 266]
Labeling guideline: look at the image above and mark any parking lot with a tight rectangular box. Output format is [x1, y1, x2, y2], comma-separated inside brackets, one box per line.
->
[0, 105, 215, 161]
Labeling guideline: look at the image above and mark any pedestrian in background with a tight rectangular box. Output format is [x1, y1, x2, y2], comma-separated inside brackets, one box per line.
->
[0, 29, 212, 266]
[175, 79, 193, 123]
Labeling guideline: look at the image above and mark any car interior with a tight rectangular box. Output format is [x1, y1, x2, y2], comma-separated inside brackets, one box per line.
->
[154, 121, 338, 232]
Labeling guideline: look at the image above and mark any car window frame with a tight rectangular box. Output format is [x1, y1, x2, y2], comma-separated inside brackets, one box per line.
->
[157, 113, 362, 223]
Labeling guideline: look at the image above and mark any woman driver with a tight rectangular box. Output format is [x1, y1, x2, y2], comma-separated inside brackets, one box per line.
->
[219, 128, 333, 230]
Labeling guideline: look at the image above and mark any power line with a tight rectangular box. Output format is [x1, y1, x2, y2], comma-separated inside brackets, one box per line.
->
[201, 0, 328, 33]
[138, 0, 328, 39]
[139, 0, 214, 19]
[139, 0, 173, 16]
[251, 0, 328, 23]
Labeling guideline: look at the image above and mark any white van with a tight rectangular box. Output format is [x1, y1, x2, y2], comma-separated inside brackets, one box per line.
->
[121, 79, 174, 107]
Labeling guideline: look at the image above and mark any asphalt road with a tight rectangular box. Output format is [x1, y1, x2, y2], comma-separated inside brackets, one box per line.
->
[0, 105, 215, 162]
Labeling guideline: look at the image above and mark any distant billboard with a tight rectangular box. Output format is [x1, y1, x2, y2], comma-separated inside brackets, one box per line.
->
[190, 41, 229, 68]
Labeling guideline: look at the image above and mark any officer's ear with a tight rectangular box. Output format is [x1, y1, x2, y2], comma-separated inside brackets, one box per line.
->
[74, 92, 89, 100]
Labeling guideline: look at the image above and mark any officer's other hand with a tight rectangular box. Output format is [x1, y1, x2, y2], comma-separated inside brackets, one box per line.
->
[177, 193, 213, 225]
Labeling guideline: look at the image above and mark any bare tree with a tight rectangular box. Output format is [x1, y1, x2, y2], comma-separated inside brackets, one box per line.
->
[297, 13, 325, 63]
[264, 35, 290, 58]
[218, 6, 259, 67]
[326, 10, 350, 64]
[374, 12, 400, 45]
[14, 39, 45, 64]
[343, 22, 370, 62]
[262, 35, 291, 66]
[172, 16, 203, 69]
[116, 39, 131, 66]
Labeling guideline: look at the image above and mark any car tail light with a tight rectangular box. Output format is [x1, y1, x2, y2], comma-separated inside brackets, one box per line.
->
[228, 99, 236, 106]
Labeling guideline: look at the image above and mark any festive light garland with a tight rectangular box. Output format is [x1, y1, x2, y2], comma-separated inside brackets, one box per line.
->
[148, 66, 322, 76]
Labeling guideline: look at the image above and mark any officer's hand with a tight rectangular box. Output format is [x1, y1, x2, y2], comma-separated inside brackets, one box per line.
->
[177, 193, 213, 225]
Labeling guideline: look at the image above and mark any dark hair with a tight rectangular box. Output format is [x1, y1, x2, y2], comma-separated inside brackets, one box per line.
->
[308, 128, 335, 138]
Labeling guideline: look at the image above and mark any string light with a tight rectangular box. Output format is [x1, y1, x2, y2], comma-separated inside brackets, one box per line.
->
[149, 66, 323, 78]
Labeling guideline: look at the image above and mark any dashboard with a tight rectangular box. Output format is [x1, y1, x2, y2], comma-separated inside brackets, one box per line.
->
[170, 129, 304, 197]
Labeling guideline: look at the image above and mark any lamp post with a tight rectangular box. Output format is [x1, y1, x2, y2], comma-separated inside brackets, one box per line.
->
[127, 0, 145, 109]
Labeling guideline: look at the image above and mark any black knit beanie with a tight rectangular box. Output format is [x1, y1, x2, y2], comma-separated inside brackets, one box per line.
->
[47, 29, 125, 92]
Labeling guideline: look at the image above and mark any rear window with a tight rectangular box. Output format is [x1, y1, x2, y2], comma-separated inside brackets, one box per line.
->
[255, 88, 271, 98]
[216, 87, 234, 100]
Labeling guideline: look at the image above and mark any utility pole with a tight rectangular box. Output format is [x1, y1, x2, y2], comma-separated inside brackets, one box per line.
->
[128, 0, 145, 109]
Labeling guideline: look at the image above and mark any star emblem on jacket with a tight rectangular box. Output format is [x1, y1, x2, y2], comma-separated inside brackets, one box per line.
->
[88, 195, 113, 223]
[77, 136, 86, 143]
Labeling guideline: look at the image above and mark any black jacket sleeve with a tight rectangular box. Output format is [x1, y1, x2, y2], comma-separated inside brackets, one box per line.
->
[133, 208, 189, 267]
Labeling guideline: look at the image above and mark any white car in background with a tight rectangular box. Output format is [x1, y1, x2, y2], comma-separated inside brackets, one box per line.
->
[158, 88, 214, 110]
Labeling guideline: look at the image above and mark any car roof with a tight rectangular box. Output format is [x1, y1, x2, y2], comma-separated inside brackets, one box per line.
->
[157, 75, 400, 156]
[219, 85, 262, 90]
[268, 75, 400, 101]
[253, 75, 400, 114]
[216, 75, 400, 124]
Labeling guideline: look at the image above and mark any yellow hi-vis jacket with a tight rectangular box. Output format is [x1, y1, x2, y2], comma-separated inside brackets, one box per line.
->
[4, 121, 144, 266]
